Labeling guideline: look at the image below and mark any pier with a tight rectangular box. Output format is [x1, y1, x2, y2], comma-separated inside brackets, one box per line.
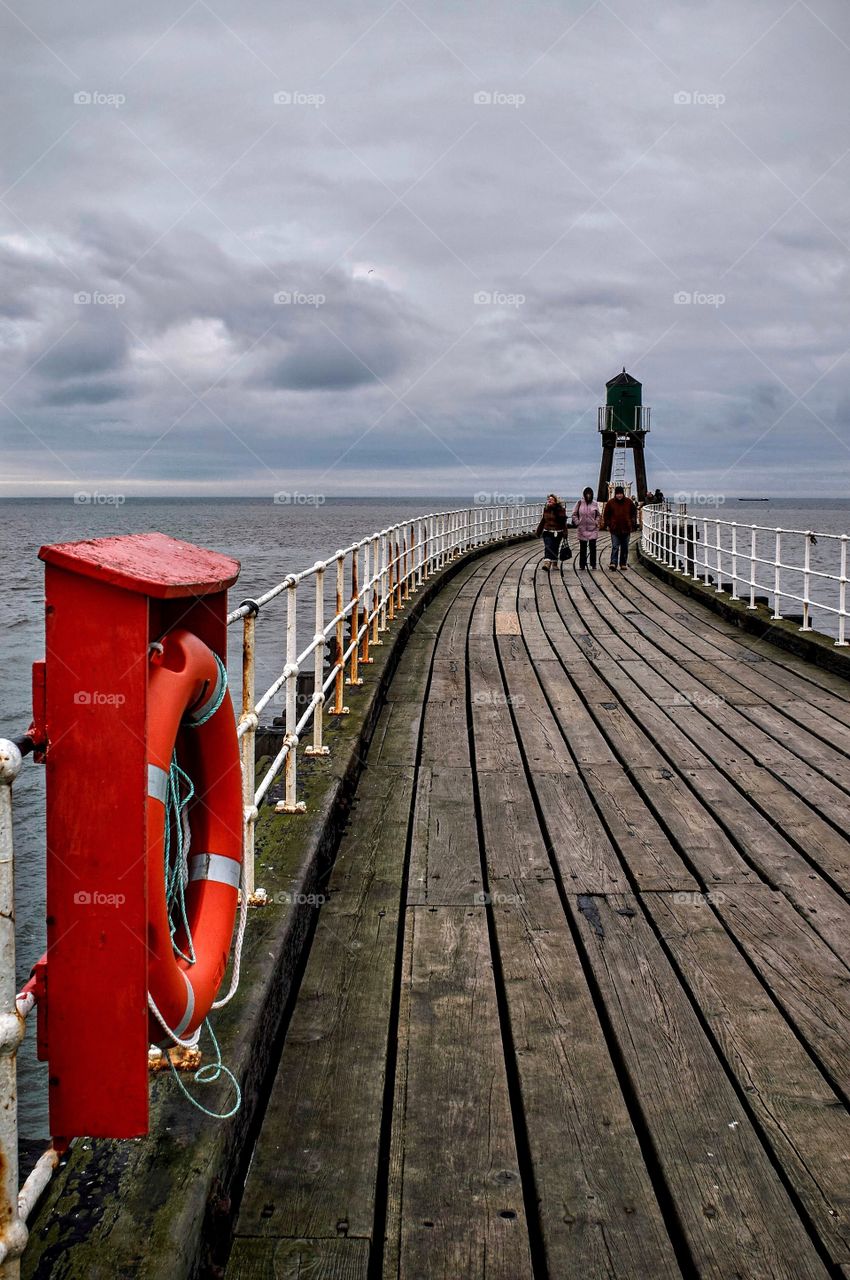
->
[222, 535, 850, 1280]
[9, 514, 850, 1280]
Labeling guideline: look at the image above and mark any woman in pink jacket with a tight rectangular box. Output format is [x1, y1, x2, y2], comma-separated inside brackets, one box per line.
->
[571, 486, 600, 571]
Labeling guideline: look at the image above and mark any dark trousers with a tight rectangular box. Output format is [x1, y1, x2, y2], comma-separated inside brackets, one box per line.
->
[610, 531, 630, 566]
[542, 530, 561, 561]
[579, 538, 597, 569]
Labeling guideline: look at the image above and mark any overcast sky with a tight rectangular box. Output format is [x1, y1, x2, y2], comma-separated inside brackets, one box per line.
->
[1, 0, 849, 498]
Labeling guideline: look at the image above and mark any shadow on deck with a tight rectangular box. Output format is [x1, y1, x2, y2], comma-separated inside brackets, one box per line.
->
[227, 539, 850, 1280]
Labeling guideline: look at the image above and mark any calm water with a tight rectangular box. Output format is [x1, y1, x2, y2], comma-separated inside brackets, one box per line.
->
[3, 495, 848, 1134]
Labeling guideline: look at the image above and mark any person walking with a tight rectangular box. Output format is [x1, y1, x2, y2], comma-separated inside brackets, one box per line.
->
[602, 485, 637, 570]
[534, 493, 568, 571]
[571, 487, 600, 571]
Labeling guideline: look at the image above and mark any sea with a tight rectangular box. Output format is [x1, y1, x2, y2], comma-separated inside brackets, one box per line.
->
[3, 494, 849, 1136]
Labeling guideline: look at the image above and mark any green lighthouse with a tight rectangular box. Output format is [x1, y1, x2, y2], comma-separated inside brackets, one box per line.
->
[597, 369, 651, 501]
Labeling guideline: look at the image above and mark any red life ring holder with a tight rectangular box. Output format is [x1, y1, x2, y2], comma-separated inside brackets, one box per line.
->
[146, 628, 242, 1043]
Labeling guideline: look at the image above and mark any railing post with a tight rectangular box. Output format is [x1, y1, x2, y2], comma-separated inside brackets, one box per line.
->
[371, 534, 382, 645]
[395, 531, 403, 612]
[666, 509, 673, 567]
[277, 575, 305, 813]
[748, 525, 757, 609]
[330, 551, 350, 715]
[0, 739, 27, 1278]
[306, 564, 330, 756]
[359, 541, 372, 665]
[714, 520, 723, 592]
[800, 532, 813, 631]
[239, 607, 260, 900]
[730, 522, 738, 600]
[702, 518, 709, 585]
[772, 529, 782, 619]
[403, 525, 412, 602]
[838, 535, 848, 646]
[380, 532, 389, 631]
[347, 547, 362, 686]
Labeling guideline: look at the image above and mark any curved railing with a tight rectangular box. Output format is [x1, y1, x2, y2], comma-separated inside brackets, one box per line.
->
[640, 503, 849, 645]
[227, 505, 537, 899]
[0, 503, 536, 1269]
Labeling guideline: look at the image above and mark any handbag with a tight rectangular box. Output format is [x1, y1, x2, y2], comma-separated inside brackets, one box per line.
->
[559, 536, 572, 562]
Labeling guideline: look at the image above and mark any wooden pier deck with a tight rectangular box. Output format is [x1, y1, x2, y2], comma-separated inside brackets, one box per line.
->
[227, 538, 850, 1280]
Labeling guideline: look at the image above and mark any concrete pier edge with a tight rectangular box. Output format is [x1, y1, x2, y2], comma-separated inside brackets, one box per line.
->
[637, 542, 850, 679]
[21, 533, 533, 1280]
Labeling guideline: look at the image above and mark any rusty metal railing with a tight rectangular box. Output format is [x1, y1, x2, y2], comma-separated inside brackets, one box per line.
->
[228, 505, 537, 901]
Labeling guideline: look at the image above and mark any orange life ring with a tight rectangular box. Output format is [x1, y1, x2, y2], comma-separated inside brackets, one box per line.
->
[146, 628, 242, 1043]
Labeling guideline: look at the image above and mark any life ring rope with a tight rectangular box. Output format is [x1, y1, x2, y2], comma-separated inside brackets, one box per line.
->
[146, 637, 244, 1119]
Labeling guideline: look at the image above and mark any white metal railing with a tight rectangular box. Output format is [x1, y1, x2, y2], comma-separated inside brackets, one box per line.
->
[0, 738, 62, 1279]
[597, 404, 651, 433]
[0, 503, 535, 1269]
[228, 505, 536, 899]
[640, 503, 850, 646]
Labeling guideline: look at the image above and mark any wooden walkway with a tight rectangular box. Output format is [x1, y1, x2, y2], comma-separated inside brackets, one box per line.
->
[227, 539, 850, 1280]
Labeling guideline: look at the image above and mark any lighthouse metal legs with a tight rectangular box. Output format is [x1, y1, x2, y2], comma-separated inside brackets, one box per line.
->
[597, 432, 648, 502]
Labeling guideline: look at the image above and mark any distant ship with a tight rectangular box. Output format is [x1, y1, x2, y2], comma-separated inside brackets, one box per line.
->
[737, 497, 770, 501]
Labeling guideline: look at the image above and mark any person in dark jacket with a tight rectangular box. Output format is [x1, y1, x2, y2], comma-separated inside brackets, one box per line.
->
[534, 493, 568, 571]
[571, 486, 600, 571]
[602, 485, 637, 570]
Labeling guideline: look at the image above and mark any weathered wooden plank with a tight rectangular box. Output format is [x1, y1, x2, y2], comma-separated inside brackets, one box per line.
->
[236, 901, 399, 1241]
[596, 569, 850, 778]
[581, 764, 697, 892]
[620, 568, 850, 702]
[408, 765, 483, 905]
[487, 878, 680, 1277]
[679, 764, 850, 956]
[614, 563, 850, 716]
[570, 892, 831, 1279]
[467, 639, 526, 772]
[560, 662, 669, 769]
[427, 659, 466, 702]
[532, 772, 628, 893]
[227, 1236, 370, 1279]
[646, 891, 850, 1267]
[371, 700, 421, 768]
[745, 703, 850, 772]
[419, 697, 466, 766]
[714, 886, 850, 1090]
[477, 770, 554, 882]
[493, 638, 578, 775]
[235, 764, 413, 1242]
[495, 609, 521, 634]
[390, 906, 532, 1279]
[539, 588, 714, 770]
[527, 658, 618, 767]
[726, 765, 850, 892]
[565, 570, 850, 825]
[626, 766, 754, 885]
[613, 609, 850, 851]
[325, 767, 415, 908]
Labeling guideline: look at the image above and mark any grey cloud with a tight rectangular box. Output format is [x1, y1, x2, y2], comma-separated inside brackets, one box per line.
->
[0, 0, 848, 494]
[43, 378, 134, 405]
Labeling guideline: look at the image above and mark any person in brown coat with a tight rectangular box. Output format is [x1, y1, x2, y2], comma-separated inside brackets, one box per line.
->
[602, 485, 637, 570]
[534, 493, 568, 571]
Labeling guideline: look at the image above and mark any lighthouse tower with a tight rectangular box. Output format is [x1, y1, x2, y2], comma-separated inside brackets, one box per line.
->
[596, 369, 651, 501]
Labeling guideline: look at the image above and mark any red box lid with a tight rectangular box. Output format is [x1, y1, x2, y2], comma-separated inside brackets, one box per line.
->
[39, 531, 240, 598]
